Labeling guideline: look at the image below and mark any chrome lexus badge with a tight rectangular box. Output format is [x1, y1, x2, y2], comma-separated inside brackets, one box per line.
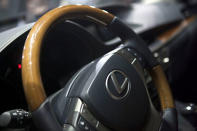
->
[105, 70, 131, 100]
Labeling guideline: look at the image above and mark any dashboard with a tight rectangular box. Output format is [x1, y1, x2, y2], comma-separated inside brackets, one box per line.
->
[0, 21, 110, 113]
[0, 19, 162, 114]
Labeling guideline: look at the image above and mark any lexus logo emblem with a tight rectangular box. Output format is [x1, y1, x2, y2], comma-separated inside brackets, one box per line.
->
[105, 70, 131, 100]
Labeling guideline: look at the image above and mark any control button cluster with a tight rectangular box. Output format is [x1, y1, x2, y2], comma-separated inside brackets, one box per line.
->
[64, 98, 110, 131]
[79, 104, 109, 131]
[78, 116, 96, 131]
[0, 109, 31, 128]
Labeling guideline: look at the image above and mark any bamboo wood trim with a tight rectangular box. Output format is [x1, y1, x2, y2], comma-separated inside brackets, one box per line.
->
[22, 5, 114, 111]
[150, 65, 175, 110]
[157, 16, 196, 43]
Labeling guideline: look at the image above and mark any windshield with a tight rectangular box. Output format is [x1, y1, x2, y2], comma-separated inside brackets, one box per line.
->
[0, 0, 60, 32]
[0, 0, 178, 32]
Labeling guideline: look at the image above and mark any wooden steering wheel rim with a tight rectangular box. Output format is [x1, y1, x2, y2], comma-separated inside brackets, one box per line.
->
[22, 5, 174, 111]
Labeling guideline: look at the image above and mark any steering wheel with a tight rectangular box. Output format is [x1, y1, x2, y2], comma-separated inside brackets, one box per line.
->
[21, 5, 177, 131]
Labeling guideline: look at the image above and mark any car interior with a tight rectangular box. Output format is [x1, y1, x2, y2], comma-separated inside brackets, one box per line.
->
[0, 0, 197, 131]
